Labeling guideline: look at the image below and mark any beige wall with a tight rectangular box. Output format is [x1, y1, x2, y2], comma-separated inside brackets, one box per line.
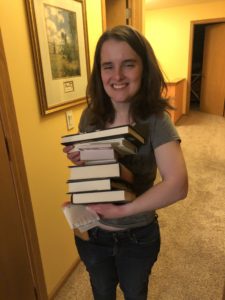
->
[145, 0, 225, 80]
[0, 0, 102, 296]
[145, 0, 225, 111]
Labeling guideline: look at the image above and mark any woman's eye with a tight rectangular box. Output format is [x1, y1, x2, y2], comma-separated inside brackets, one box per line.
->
[101, 64, 113, 70]
[103, 66, 112, 70]
[124, 63, 135, 68]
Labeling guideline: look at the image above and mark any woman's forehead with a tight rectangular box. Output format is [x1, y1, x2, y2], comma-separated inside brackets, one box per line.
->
[100, 39, 139, 61]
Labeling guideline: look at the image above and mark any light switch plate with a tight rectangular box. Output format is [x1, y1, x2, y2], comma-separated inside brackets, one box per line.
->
[65, 110, 75, 130]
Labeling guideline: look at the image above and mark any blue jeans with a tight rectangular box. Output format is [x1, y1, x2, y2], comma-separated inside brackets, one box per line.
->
[75, 217, 160, 300]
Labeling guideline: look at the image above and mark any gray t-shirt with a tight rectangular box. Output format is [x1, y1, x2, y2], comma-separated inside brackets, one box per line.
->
[79, 108, 180, 229]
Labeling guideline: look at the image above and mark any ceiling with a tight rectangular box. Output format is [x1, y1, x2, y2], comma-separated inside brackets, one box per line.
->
[145, 0, 222, 10]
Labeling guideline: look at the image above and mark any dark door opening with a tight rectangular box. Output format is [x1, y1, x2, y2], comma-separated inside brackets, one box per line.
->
[190, 24, 205, 111]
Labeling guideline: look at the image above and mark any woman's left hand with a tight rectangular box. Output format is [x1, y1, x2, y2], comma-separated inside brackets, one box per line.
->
[87, 203, 126, 219]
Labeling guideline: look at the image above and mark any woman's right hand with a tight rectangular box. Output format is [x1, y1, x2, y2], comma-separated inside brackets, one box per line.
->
[63, 145, 84, 166]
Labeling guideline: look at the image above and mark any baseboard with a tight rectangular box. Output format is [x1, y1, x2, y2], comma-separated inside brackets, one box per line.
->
[48, 258, 80, 299]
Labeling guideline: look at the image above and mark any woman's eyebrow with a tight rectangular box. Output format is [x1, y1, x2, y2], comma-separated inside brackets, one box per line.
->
[101, 62, 112, 67]
[101, 59, 137, 66]
[123, 59, 137, 63]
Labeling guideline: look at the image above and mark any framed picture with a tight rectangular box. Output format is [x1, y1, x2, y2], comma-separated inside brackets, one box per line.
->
[25, 0, 90, 115]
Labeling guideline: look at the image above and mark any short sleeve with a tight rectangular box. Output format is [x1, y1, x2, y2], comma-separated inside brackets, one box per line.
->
[150, 112, 181, 149]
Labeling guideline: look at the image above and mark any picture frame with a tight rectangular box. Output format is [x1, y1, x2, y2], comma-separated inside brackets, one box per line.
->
[25, 0, 90, 115]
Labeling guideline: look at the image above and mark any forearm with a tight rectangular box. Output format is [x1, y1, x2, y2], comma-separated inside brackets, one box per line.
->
[120, 178, 188, 217]
[89, 177, 188, 220]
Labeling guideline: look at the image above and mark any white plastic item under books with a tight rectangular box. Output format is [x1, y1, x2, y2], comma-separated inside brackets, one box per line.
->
[62, 202, 100, 232]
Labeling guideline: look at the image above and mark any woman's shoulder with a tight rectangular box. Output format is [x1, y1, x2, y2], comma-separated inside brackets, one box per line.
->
[135, 111, 178, 145]
[137, 111, 172, 128]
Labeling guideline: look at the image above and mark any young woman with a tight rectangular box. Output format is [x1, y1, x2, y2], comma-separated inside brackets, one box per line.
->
[63, 25, 188, 300]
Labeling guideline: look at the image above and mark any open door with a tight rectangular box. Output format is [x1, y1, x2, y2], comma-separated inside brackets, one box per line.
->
[102, 0, 143, 32]
[0, 115, 38, 300]
[103, 0, 127, 29]
[0, 31, 47, 300]
[200, 23, 225, 116]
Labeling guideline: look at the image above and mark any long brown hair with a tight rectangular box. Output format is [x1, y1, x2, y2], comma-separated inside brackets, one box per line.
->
[86, 25, 171, 128]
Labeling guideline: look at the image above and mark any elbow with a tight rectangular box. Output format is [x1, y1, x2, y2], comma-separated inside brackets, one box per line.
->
[179, 188, 188, 200]
[178, 177, 189, 200]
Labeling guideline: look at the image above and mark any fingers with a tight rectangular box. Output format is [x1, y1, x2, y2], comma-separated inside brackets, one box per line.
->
[63, 145, 84, 165]
[61, 201, 71, 208]
[68, 151, 84, 165]
[63, 145, 74, 153]
[87, 203, 119, 218]
[67, 150, 79, 160]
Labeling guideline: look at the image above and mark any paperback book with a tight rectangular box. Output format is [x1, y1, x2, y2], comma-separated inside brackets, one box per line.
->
[79, 146, 118, 161]
[69, 138, 137, 155]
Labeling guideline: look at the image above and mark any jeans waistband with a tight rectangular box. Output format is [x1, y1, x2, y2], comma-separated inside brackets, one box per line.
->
[90, 214, 158, 238]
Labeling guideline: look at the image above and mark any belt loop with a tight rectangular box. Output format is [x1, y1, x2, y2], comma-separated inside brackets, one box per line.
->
[113, 232, 118, 243]
[128, 229, 138, 243]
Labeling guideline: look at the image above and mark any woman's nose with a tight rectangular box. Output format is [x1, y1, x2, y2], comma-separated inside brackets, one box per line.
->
[113, 66, 124, 80]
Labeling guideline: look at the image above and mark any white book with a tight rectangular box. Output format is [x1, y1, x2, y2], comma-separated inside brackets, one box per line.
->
[71, 190, 136, 204]
[69, 162, 134, 183]
[61, 125, 144, 146]
[79, 147, 117, 161]
[69, 138, 137, 155]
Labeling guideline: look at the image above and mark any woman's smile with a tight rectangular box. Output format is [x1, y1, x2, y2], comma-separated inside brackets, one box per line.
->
[112, 83, 128, 89]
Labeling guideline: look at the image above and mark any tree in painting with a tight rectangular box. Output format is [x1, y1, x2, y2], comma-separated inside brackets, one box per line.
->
[44, 4, 81, 79]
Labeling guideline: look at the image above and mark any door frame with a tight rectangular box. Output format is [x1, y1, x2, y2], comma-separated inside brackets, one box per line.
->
[186, 17, 225, 113]
[0, 30, 47, 299]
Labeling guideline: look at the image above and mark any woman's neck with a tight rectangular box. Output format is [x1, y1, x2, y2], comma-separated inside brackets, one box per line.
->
[106, 110, 134, 128]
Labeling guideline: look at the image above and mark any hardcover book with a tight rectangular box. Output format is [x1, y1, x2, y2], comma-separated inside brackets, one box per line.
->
[68, 162, 134, 184]
[71, 190, 136, 204]
[61, 125, 144, 146]
[67, 178, 131, 193]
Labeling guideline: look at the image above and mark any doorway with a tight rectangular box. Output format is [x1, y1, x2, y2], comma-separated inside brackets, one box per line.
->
[101, 0, 143, 32]
[190, 24, 205, 111]
[187, 18, 225, 116]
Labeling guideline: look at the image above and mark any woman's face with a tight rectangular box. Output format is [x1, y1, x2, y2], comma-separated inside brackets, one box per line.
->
[100, 39, 143, 105]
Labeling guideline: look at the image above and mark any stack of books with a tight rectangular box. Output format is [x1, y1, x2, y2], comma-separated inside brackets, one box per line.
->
[61, 125, 144, 231]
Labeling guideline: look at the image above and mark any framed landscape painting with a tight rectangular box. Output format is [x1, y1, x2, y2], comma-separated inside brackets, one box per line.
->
[25, 0, 90, 115]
